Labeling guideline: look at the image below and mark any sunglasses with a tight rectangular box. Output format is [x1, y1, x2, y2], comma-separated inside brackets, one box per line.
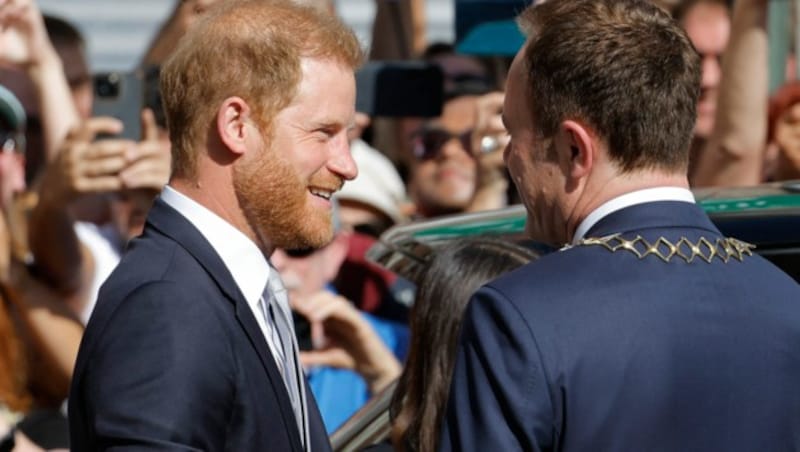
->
[411, 127, 473, 161]
[284, 247, 316, 258]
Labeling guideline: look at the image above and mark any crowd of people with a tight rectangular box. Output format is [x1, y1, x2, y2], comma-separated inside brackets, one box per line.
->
[0, 0, 799, 450]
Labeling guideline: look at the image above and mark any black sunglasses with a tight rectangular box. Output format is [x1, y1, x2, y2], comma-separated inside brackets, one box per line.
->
[284, 247, 316, 258]
[411, 127, 473, 161]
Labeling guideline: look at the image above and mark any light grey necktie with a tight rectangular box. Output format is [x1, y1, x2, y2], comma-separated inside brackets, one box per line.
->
[263, 271, 310, 451]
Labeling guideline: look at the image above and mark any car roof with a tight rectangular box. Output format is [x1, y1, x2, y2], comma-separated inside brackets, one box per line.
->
[369, 181, 800, 283]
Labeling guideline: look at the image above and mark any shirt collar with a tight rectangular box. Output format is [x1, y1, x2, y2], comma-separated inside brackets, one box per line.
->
[160, 185, 270, 308]
[571, 186, 695, 244]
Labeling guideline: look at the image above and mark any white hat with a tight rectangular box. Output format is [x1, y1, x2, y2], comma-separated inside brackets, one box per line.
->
[336, 139, 407, 225]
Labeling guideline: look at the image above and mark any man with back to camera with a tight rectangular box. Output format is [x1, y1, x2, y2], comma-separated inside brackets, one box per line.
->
[68, 1, 362, 450]
[440, 0, 800, 451]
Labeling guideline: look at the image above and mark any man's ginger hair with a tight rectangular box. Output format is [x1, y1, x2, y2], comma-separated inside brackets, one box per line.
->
[160, 0, 363, 179]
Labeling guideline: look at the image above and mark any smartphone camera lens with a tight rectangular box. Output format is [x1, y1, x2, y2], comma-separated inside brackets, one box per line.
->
[94, 73, 121, 98]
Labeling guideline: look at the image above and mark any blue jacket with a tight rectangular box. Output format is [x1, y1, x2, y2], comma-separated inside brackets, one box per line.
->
[441, 201, 800, 451]
[70, 198, 331, 452]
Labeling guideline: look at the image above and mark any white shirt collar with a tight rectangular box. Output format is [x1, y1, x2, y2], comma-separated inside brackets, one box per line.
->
[160, 185, 270, 308]
[572, 186, 695, 244]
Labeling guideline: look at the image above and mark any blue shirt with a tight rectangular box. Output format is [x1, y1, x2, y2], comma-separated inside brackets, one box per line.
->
[306, 308, 408, 433]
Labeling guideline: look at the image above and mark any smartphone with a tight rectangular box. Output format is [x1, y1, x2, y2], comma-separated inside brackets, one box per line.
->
[92, 71, 143, 140]
[143, 65, 166, 130]
[355, 61, 444, 118]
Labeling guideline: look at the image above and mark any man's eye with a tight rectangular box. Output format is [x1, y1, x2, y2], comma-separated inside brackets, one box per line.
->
[315, 127, 343, 142]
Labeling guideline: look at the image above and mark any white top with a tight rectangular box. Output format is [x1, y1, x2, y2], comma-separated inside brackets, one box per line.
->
[75, 221, 123, 324]
[160, 185, 285, 369]
[571, 187, 695, 244]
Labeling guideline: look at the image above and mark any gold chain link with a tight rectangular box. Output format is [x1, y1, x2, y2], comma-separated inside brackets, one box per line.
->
[565, 234, 756, 263]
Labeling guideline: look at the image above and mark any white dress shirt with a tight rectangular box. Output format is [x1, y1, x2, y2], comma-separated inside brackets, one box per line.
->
[160, 185, 285, 369]
[572, 187, 695, 244]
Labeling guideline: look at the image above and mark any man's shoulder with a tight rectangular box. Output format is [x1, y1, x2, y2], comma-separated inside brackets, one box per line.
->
[104, 223, 209, 292]
[482, 237, 800, 324]
[75, 245, 237, 384]
[86, 228, 225, 343]
[486, 244, 605, 296]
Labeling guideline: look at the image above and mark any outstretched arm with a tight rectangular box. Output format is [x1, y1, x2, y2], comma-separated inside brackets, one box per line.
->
[28, 118, 132, 299]
[467, 91, 510, 213]
[29, 112, 168, 316]
[140, 0, 220, 67]
[0, 0, 80, 167]
[692, 0, 769, 187]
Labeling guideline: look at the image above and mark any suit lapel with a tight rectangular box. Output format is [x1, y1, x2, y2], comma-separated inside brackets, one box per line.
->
[145, 197, 305, 451]
[233, 301, 305, 451]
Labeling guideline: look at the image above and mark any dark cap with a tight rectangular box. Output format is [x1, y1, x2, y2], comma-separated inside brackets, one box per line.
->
[0, 85, 26, 132]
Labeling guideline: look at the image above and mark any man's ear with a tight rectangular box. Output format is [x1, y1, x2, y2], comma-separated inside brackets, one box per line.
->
[216, 96, 252, 157]
[558, 119, 595, 181]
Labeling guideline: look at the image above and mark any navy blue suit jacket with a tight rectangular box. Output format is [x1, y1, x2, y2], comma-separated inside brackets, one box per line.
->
[440, 201, 800, 451]
[69, 198, 331, 451]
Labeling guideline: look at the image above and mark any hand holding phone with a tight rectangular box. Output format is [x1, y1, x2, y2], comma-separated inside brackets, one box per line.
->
[468, 91, 510, 213]
[355, 61, 444, 118]
[472, 91, 508, 165]
[38, 117, 136, 206]
[118, 108, 170, 191]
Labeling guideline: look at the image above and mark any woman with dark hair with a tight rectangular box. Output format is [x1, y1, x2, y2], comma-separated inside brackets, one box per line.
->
[304, 237, 538, 450]
[388, 238, 538, 452]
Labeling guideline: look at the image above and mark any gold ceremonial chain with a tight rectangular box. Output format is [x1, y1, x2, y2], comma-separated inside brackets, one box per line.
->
[566, 234, 756, 263]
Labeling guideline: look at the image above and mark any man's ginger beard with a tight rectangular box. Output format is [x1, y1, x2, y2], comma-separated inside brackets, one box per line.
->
[233, 138, 342, 251]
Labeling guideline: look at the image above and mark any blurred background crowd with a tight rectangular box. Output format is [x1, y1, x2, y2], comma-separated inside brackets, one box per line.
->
[0, 0, 795, 450]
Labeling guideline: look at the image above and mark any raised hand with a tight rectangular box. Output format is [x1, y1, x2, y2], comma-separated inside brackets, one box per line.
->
[0, 0, 55, 70]
[467, 91, 510, 212]
[38, 118, 135, 206]
[119, 109, 171, 191]
[294, 291, 401, 394]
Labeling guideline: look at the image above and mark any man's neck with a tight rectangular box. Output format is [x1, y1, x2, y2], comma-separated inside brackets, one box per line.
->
[169, 177, 272, 255]
[570, 186, 695, 243]
[566, 171, 690, 242]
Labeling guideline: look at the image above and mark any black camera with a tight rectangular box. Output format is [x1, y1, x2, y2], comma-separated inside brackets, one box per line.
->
[94, 72, 121, 98]
[355, 61, 444, 118]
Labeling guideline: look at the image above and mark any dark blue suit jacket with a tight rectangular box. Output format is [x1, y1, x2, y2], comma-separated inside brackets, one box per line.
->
[440, 201, 800, 451]
[69, 198, 331, 451]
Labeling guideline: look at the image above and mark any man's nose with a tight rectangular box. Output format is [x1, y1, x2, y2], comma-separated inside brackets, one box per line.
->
[329, 133, 358, 181]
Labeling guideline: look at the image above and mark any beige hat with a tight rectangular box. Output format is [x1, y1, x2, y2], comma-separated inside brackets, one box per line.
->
[336, 139, 407, 225]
